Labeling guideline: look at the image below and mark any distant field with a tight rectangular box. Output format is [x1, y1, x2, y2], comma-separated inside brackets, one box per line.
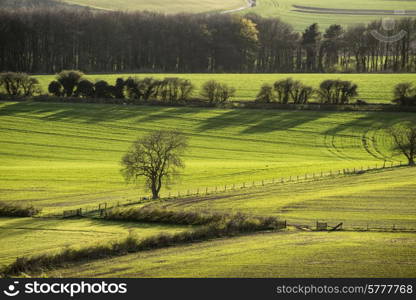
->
[1, 101, 414, 214]
[0, 217, 189, 267]
[156, 167, 416, 228]
[247, 0, 416, 30]
[35, 73, 416, 104]
[47, 230, 416, 277]
[60, 0, 414, 30]
[62, 0, 247, 13]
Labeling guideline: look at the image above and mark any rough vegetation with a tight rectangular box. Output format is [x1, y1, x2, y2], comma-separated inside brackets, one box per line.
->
[0, 202, 40, 217]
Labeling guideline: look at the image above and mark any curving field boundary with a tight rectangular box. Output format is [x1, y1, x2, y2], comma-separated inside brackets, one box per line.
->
[221, 0, 255, 14]
[292, 5, 416, 16]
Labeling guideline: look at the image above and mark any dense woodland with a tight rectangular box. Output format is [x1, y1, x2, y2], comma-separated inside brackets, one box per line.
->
[0, 8, 415, 73]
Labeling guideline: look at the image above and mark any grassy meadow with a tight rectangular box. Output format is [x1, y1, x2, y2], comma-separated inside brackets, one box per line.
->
[61, 0, 414, 30]
[47, 230, 416, 278]
[248, 0, 416, 30]
[1, 0, 415, 280]
[155, 167, 416, 228]
[62, 0, 247, 13]
[34, 73, 416, 104]
[0, 99, 415, 277]
[1, 101, 414, 214]
[0, 217, 190, 268]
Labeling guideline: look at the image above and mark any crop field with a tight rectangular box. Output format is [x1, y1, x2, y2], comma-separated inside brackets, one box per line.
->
[1, 101, 414, 214]
[46, 230, 416, 278]
[155, 167, 416, 228]
[0, 217, 189, 268]
[1, 100, 415, 278]
[35, 73, 416, 104]
[61, 0, 247, 13]
[59, 0, 415, 30]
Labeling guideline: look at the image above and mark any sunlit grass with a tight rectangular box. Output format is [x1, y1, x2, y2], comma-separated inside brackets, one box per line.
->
[47, 230, 416, 278]
[0, 217, 190, 267]
[1, 101, 413, 213]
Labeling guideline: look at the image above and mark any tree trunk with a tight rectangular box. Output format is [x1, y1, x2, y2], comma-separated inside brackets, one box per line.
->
[151, 181, 159, 199]
[409, 158, 415, 166]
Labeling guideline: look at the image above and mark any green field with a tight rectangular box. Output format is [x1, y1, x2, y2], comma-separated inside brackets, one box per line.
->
[35, 73, 416, 104]
[61, 0, 415, 30]
[1, 100, 415, 278]
[46, 230, 416, 277]
[155, 167, 416, 228]
[62, 0, 246, 13]
[0, 217, 190, 267]
[1, 101, 414, 214]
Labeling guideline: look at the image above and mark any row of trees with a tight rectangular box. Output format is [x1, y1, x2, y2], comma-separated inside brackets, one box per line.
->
[46, 70, 236, 103]
[0, 8, 415, 73]
[256, 79, 358, 104]
[1, 71, 415, 106]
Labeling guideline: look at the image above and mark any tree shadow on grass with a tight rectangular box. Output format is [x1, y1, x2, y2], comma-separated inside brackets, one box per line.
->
[197, 109, 329, 134]
[0, 101, 205, 125]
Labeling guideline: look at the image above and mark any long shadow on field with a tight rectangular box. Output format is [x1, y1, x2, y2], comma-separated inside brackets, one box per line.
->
[0, 102, 203, 125]
[323, 113, 415, 136]
[0, 102, 144, 124]
[197, 109, 327, 133]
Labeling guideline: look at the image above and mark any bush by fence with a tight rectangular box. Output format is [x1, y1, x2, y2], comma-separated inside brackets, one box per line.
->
[0, 202, 41, 217]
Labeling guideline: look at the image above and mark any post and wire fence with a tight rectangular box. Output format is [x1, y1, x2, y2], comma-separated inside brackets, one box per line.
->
[38, 160, 406, 219]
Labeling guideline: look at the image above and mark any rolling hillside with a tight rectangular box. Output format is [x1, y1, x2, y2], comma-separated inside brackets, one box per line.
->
[0, 217, 189, 267]
[61, 0, 247, 13]
[47, 230, 416, 278]
[155, 166, 416, 228]
[5, 0, 413, 30]
[247, 0, 416, 30]
[0, 101, 414, 214]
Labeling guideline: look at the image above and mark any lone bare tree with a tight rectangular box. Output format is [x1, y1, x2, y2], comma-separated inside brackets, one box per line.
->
[121, 130, 188, 199]
[388, 123, 416, 166]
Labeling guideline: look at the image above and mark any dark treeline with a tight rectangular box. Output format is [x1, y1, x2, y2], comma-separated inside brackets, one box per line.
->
[0, 8, 415, 73]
